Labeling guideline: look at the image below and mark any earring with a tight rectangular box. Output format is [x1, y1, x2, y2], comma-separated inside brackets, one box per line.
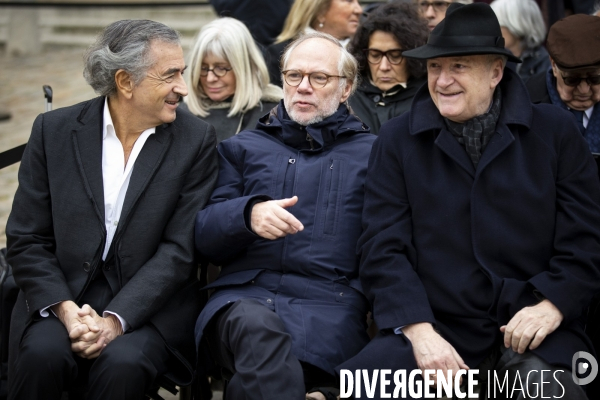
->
[319, 22, 324, 29]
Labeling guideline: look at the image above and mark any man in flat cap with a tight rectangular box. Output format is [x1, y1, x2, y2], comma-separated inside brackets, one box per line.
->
[340, 3, 600, 399]
[527, 14, 600, 152]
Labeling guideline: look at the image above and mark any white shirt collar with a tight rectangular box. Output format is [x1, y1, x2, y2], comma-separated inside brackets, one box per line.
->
[102, 98, 156, 140]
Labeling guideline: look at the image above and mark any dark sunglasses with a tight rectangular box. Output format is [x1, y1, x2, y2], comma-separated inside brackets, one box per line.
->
[560, 73, 600, 87]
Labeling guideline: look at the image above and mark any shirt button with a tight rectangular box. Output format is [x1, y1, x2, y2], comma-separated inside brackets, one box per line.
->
[83, 262, 91, 272]
[113, 221, 118, 226]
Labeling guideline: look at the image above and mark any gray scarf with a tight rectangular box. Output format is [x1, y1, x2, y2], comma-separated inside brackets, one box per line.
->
[445, 87, 502, 167]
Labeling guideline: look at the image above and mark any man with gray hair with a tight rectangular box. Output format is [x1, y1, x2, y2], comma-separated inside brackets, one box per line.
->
[193, 32, 374, 399]
[5, 19, 218, 399]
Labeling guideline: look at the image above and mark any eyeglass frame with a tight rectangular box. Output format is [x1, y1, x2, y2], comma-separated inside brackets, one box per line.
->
[363, 48, 405, 65]
[281, 69, 346, 88]
[199, 66, 232, 78]
[417, 1, 452, 13]
[559, 72, 600, 87]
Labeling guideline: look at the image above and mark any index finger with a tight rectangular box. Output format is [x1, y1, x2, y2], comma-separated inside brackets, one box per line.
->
[272, 206, 303, 232]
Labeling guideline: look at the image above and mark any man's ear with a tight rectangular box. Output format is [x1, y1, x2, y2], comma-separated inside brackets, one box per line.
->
[489, 59, 504, 90]
[549, 58, 559, 78]
[114, 69, 134, 99]
[339, 80, 353, 103]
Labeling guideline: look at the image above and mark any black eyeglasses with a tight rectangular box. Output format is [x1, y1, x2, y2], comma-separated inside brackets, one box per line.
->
[363, 49, 404, 65]
[418, 1, 451, 13]
[560, 73, 600, 87]
[281, 70, 345, 88]
[200, 66, 232, 77]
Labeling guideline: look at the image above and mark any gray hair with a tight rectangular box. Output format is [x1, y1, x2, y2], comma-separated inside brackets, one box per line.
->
[280, 31, 359, 95]
[484, 54, 508, 69]
[83, 19, 181, 97]
[185, 17, 282, 118]
[593, 0, 600, 16]
[490, 0, 546, 50]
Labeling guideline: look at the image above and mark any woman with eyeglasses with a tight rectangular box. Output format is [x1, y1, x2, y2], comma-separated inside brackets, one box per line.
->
[347, 1, 428, 135]
[185, 17, 283, 143]
[266, 0, 363, 87]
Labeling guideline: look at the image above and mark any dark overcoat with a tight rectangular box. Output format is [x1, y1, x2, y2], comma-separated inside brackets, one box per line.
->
[194, 103, 375, 374]
[358, 68, 600, 369]
[6, 96, 218, 385]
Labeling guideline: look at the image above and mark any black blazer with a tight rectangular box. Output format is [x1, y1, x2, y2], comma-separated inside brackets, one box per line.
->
[6, 96, 218, 385]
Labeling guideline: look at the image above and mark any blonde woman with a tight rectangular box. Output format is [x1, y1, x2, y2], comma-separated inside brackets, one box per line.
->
[185, 17, 282, 142]
[267, 0, 363, 86]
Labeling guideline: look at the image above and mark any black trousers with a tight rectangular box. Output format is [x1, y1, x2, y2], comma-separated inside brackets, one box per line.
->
[476, 346, 588, 400]
[8, 275, 170, 400]
[207, 298, 321, 400]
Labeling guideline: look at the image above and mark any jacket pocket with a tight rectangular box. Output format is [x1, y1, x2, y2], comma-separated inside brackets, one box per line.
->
[322, 159, 345, 236]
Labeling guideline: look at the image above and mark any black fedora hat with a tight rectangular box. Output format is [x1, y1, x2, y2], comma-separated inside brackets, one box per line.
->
[403, 2, 521, 63]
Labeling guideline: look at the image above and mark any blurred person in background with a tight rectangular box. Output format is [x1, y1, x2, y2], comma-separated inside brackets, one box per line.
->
[348, 1, 428, 134]
[526, 14, 600, 151]
[491, 0, 550, 83]
[208, 0, 293, 48]
[184, 17, 283, 143]
[267, 0, 363, 86]
[415, 0, 473, 31]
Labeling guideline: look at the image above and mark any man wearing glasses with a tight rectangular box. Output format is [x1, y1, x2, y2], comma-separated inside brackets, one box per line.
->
[193, 32, 375, 400]
[527, 14, 600, 151]
[415, 0, 473, 31]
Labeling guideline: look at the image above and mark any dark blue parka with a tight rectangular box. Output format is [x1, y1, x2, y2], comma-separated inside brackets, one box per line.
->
[359, 68, 600, 369]
[195, 102, 375, 374]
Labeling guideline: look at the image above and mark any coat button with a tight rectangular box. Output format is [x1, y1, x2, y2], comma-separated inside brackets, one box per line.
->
[373, 95, 381, 102]
[104, 264, 111, 271]
[266, 298, 272, 304]
[83, 262, 91, 272]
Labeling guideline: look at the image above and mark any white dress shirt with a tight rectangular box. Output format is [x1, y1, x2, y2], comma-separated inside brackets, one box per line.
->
[583, 105, 593, 128]
[41, 98, 155, 332]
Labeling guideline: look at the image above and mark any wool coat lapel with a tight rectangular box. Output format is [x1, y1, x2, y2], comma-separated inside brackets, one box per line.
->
[435, 128, 476, 177]
[71, 97, 105, 226]
[117, 124, 172, 235]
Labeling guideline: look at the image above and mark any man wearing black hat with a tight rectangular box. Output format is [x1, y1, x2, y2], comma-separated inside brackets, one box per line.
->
[526, 14, 600, 153]
[339, 3, 600, 399]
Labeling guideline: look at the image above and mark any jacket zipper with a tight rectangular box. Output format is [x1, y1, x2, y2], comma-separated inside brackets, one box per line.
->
[306, 133, 315, 150]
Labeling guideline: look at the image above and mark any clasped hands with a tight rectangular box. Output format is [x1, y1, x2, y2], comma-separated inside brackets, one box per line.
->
[52, 300, 123, 359]
[404, 299, 563, 386]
